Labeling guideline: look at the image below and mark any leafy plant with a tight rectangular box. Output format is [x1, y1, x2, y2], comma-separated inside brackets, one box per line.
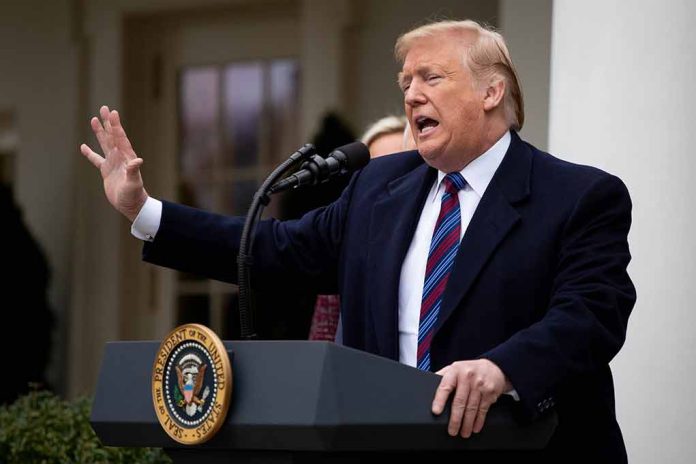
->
[0, 390, 171, 464]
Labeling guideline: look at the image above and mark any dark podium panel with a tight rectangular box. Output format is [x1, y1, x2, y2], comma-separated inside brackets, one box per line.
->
[91, 341, 557, 463]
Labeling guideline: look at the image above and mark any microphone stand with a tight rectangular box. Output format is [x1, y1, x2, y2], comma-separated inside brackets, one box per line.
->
[237, 144, 315, 339]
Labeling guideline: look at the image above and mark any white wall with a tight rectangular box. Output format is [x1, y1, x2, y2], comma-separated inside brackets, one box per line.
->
[0, 0, 78, 391]
[548, 1, 696, 462]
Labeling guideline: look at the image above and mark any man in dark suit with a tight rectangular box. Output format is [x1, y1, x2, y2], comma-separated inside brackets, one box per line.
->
[81, 19, 635, 461]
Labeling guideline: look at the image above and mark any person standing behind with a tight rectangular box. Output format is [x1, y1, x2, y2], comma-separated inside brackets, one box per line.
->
[0, 183, 53, 404]
[361, 115, 416, 158]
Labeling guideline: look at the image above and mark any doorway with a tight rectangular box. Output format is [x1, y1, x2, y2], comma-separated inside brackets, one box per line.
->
[122, 1, 302, 340]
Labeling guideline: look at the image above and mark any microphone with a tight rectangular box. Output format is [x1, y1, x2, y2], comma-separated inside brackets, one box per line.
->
[268, 141, 370, 194]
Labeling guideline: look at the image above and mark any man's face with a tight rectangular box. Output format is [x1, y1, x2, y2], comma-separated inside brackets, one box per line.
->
[399, 34, 487, 172]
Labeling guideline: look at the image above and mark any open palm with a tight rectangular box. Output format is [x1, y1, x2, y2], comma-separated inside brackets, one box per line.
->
[80, 105, 148, 221]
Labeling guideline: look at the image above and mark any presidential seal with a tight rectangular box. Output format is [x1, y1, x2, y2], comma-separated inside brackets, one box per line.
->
[152, 324, 232, 444]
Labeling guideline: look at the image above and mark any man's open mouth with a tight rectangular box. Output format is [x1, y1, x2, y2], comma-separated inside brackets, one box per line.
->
[415, 116, 439, 135]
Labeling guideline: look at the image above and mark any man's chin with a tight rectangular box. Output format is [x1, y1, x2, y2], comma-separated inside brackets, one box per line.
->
[417, 147, 444, 168]
[418, 148, 464, 173]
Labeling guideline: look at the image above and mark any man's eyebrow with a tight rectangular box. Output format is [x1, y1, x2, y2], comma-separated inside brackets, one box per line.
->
[397, 64, 441, 87]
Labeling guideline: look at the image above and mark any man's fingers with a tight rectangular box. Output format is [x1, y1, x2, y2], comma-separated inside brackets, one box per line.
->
[90, 117, 113, 154]
[110, 109, 122, 128]
[472, 379, 501, 434]
[100, 106, 116, 146]
[80, 144, 104, 169]
[99, 105, 110, 124]
[110, 110, 136, 158]
[461, 389, 481, 438]
[473, 400, 492, 434]
[90, 116, 105, 139]
[432, 371, 455, 415]
[433, 361, 509, 439]
[447, 376, 470, 437]
[473, 380, 501, 434]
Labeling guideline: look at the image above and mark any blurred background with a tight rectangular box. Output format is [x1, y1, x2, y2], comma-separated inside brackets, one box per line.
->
[0, 0, 694, 462]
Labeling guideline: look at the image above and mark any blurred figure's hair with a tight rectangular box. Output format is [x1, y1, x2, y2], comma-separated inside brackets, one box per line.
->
[395, 19, 524, 131]
[402, 121, 416, 150]
[361, 115, 408, 147]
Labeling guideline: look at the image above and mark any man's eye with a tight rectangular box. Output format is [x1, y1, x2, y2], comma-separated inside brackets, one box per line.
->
[427, 75, 441, 82]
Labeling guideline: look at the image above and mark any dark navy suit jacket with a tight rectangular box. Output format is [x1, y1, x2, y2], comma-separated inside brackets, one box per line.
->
[144, 132, 635, 461]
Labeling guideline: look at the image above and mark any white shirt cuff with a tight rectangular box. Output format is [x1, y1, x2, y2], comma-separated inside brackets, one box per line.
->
[130, 197, 162, 242]
[505, 389, 520, 401]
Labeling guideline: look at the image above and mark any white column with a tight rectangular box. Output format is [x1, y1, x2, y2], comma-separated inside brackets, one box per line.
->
[548, 1, 696, 462]
[69, 1, 124, 397]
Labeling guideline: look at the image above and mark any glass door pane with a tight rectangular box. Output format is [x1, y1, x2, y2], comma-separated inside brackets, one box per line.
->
[176, 58, 300, 338]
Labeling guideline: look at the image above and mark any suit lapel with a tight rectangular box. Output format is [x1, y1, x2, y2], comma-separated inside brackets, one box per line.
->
[367, 163, 435, 360]
[435, 132, 533, 334]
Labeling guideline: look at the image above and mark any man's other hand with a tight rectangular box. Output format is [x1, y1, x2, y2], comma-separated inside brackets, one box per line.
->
[80, 105, 148, 222]
[432, 359, 511, 438]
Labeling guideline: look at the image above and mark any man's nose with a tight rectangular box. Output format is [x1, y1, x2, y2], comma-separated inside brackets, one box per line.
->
[404, 81, 427, 107]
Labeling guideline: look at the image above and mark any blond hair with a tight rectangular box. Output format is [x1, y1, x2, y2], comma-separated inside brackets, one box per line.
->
[360, 115, 408, 147]
[395, 20, 524, 131]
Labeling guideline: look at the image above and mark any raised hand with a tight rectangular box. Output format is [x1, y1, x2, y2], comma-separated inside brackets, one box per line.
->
[80, 105, 148, 222]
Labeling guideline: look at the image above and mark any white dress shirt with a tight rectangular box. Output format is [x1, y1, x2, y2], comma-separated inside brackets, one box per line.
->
[131, 195, 162, 242]
[397, 131, 511, 367]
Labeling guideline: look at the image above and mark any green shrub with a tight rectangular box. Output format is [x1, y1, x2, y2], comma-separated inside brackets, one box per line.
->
[0, 390, 171, 464]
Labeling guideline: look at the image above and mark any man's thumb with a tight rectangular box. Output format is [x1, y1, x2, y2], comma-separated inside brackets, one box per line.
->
[126, 158, 144, 179]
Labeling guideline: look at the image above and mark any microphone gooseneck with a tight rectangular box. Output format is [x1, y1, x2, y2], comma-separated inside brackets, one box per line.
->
[237, 141, 370, 340]
[268, 142, 370, 194]
[237, 144, 315, 339]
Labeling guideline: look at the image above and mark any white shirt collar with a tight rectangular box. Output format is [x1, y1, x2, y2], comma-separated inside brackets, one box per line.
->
[433, 130, 511, 201]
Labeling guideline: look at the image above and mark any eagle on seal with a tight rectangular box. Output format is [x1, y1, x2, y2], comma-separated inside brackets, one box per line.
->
[176, 357, 207, 416]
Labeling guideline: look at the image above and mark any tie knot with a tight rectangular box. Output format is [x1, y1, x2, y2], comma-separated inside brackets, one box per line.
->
[443, 172, 466, 194]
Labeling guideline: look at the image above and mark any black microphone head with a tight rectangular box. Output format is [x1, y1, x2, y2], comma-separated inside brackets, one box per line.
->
[331, 142, 370, 171]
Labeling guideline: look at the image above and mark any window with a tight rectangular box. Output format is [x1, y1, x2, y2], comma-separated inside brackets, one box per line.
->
[177, 59, 300, 337]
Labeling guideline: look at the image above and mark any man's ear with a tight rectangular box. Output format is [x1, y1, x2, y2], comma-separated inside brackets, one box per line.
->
[483, 78, 505, 112]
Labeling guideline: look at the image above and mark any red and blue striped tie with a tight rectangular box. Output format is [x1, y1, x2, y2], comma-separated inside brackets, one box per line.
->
[417, 172, 466, 371]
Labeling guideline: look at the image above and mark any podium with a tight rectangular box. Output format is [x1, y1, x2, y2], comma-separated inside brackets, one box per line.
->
[91, 341, 557, 463]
